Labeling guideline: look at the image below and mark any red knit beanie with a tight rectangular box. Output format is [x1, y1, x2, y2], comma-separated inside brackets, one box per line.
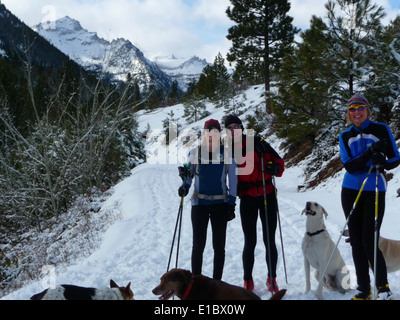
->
[204, 119, 221, 131]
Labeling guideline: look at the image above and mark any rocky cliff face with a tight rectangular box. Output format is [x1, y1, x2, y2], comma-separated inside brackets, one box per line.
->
[34, 16, 173, 93]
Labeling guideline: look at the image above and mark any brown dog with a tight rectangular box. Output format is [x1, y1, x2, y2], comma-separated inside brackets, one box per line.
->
[152, 268, 286, 300]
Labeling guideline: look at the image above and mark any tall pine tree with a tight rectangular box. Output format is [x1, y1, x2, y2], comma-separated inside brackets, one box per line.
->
[273, 16, 339, 144]
[195, 52, 230, 103]
[362, 16, 400, 122]
[226, 0, 299, 113]
[324, 0, 385, 99]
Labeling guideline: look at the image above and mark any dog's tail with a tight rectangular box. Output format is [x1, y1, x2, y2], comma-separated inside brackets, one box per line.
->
[269, 289, 287, 301]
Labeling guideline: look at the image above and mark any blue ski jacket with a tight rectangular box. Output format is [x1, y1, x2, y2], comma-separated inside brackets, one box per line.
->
[339, 119, 400, 192]
[184, 145, 237, 207]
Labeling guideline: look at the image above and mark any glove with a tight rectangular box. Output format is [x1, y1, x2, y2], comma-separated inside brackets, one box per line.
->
[178, 165, 193, 181]
[371, 140, 387, 154]
[178, 183, 190, 197]
[265, 162, 280, 176]
[372, 152, 387, 167]
[227, 205, 236, 222]
[255, 138, 269, 155]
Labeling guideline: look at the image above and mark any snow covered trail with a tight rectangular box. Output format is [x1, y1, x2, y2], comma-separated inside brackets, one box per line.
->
[4, 161, 400, 300]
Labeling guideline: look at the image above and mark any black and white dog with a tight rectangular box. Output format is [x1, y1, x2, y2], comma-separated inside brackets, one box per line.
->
[30, 280, 134, 300]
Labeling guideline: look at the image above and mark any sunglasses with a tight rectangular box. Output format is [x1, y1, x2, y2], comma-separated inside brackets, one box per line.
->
[349, 105, 367, 112]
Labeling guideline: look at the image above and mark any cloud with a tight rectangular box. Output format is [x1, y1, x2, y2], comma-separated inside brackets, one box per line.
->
[3, 0, 227, 61]
[2, 0, 400, 63]
[290, 0, 327, 30]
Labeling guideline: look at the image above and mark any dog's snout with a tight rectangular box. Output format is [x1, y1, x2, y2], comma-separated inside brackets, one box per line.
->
[306, 202, 311, 210]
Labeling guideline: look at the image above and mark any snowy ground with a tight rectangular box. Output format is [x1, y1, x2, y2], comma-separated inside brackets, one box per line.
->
[3, 85, 400, 300]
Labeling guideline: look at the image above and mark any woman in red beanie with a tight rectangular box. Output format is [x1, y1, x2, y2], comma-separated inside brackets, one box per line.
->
[178, 119, 237, 280]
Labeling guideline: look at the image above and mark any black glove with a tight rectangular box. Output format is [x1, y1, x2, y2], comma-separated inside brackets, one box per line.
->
[178, 183, 190, 197]
[255, 138, 269, 155]
[265, 162, 280, 176]
[178, 165, 193, 182]
[371, 140, 387, 154]
[372, 152, 387, 167]
[227, 205, 236, 221]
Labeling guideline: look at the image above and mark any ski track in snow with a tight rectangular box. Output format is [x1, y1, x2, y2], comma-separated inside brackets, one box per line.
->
[5, 159, 400, 300]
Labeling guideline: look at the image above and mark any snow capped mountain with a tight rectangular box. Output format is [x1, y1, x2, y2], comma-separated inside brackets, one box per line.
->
[0, 5, 79, 70]
[153, 54, 210, 90]
[33, 16, 173, 93]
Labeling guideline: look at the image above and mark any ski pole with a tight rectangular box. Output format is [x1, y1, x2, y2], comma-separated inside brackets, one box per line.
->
[272, 176, 288, 284]
[261, 156, 275, 293]
[373, 165, 380, 300]
[167, 165, 192, 272]
[175, 197, 184, 269]
[315, 164, 374, 299]
[166, 197, 184, 272]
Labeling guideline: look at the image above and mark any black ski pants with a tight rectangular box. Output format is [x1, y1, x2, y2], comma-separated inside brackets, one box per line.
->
[341, 188, 388, 291]
[191, 203, 228, 280]
[240, 194, 278, 280]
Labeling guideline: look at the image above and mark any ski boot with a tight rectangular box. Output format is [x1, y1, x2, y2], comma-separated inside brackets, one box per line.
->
[377, 284, 394, 300]
[351, 287, 371, 300]
[244, 280, 254, 292]
[267, 277, 279, 294]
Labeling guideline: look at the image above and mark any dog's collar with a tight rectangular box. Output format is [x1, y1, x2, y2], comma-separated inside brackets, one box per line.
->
[306, 229, 325, 237]
[183, 275, 195, 300]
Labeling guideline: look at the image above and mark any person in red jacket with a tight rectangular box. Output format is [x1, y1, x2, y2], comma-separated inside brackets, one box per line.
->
[224, 115, 285, 294]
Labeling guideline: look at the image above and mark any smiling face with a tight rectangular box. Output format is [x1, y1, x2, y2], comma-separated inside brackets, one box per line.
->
[347, 105, 371, 127]
[349, 108, 368, 127]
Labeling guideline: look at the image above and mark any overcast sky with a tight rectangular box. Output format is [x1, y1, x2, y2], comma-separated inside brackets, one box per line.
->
[2, 0, 400, 62]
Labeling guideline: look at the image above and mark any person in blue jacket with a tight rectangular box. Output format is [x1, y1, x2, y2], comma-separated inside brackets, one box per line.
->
[178, 119, 237, 280]
[339, 93, 400, 300]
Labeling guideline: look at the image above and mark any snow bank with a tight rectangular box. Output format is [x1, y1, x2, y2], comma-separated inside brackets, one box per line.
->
[3, 85, 400, 300]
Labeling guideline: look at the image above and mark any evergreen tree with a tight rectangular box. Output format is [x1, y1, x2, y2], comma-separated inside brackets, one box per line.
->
[194, 53, 231, 105]
[272, 16, 339, 144]
[183, 94, 209, 124]
[167, 80, 180, 105]
[324, 0, 385, 99]
[213, 53, 231, 105]
[226, 0, 299, 113]
[362, 16, 400, 122]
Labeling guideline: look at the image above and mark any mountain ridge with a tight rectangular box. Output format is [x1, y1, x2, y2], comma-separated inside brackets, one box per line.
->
[33, 16, 209, 92]
[33, 16, 173, 93]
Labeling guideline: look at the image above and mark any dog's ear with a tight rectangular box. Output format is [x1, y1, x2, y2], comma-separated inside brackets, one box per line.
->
[180, 269, 193, 287]
[110, 280, 118, 288]
[301, 208, 306, 215]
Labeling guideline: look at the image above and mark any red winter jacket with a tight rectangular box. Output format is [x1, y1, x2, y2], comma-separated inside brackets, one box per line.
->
[236, 136, 284, 197]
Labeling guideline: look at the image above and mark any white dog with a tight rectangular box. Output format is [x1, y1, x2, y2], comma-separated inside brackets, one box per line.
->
[302, 202, 350, 299]
[343, 229, 400, 274]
